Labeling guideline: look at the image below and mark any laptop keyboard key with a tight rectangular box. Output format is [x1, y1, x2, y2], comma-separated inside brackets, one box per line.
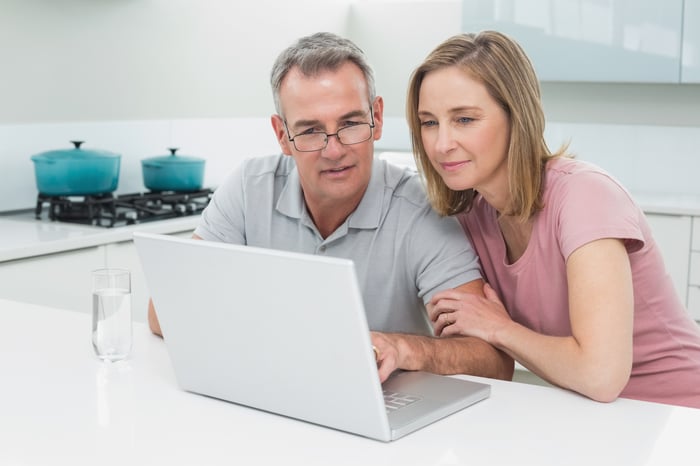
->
[383, 389, 421, 412]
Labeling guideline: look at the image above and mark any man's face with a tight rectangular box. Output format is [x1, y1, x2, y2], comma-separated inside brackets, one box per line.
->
[271, 62, 383, 214]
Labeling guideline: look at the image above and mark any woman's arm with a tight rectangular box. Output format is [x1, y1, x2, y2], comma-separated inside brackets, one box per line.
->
[431, 238, 634, 402]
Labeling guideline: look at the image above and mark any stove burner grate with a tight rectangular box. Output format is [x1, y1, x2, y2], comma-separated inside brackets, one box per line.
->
[35, 189, 213, 228]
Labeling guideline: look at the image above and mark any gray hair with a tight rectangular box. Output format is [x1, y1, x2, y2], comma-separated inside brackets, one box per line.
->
[270, 32, 376, 114]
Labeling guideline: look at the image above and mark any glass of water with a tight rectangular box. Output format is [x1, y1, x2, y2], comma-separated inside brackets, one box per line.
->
[92, 268, 132, 362]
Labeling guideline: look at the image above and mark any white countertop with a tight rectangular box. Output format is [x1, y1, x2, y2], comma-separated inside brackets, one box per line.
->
[0, 212, 200, 262]
[1, 297, 698, 466]
[2, 189, 700, 264]
[633, 192, 700, 217]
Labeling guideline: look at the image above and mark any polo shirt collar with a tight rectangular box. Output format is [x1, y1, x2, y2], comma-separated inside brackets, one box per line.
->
[276, 157, 386, 230]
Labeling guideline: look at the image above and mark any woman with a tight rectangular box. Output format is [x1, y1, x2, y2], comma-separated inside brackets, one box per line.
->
[407, 30, 700, 408]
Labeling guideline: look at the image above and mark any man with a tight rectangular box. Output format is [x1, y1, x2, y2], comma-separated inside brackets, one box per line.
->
[149, 32, 513, 383]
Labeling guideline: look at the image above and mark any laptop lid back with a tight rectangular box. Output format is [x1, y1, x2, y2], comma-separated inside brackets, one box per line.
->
[133, 232, 392, 441]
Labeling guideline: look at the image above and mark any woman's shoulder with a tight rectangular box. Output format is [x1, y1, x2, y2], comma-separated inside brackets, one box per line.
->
[545, 157, 629, 198]
[547, 157, 605, 178]
[543, 157, 646, 256]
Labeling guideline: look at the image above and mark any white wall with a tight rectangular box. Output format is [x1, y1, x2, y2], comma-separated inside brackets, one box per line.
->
[0, 0, 351, 211]
[0, 0, 351, 123]
[1, 0, 700, 213]
[348, 0, 464, 118]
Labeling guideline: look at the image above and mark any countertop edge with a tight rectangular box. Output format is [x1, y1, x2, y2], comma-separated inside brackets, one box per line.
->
[633, 192, 700, 217]
[3, 191, 700, 264]
[0, 216, 199, 262]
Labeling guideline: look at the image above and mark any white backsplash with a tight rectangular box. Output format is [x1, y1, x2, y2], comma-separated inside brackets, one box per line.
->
[1, 117, 699, 212]
[0, 118, 280, 212]
[543, 123, 700, 197]
[378, 119, 700, 200]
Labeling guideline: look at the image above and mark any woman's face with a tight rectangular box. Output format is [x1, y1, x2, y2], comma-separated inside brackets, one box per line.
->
[417, 66, 511, 198]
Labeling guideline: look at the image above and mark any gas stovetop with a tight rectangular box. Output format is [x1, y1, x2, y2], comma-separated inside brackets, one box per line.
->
[35, 189, 213, 228]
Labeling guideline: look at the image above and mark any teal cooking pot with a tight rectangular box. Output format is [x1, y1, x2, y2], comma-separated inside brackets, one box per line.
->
[141, 148, 205, 192]
[30, 141, 121, 196]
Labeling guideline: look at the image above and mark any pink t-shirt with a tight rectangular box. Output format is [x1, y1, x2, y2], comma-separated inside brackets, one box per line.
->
[459, 157, 700, 408]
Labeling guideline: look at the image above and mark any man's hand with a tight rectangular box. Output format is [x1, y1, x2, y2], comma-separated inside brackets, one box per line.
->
[370, 328, 514, 383]
[370, 331, 404, 382]
[148, 299, 163, 337]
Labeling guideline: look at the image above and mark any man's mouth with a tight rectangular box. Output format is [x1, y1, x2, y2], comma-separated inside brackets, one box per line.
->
[322, 165, 353, 175]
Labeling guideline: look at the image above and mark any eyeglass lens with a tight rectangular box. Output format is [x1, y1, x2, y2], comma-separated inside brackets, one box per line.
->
[293, 124, 372, 152]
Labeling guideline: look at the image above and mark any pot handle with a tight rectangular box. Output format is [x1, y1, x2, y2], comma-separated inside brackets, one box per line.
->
[168, 148, 179, 156]
[70, 140, 84, 149]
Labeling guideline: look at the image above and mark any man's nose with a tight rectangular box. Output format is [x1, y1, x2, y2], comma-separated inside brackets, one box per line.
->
[322, 133, 344, 159]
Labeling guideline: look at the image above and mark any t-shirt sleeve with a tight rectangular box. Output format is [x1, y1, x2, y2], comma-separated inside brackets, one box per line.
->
[194, 162, 247, 244]
[407, 206, 483, 304]
[553, 168, 645, 260]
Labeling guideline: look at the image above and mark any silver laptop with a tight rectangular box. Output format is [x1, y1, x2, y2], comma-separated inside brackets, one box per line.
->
[133, 232, 490, 442]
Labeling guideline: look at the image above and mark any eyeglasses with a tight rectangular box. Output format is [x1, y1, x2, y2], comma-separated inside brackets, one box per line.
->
[285, 111, 375, 152]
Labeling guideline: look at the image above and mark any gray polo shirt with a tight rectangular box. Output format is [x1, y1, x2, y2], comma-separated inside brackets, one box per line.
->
[195, 154, 481, 335]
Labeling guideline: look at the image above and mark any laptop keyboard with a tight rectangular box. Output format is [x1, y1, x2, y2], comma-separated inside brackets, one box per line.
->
[383, 390, 422, 412]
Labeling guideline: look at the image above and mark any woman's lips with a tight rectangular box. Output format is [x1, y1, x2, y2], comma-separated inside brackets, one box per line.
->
[441, 160, 470, 172]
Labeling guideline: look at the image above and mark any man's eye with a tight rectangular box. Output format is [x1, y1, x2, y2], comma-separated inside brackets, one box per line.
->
[299, 127, 320, 135]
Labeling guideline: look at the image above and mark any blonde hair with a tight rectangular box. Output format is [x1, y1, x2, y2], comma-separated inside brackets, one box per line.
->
[406, 31, 569, 221]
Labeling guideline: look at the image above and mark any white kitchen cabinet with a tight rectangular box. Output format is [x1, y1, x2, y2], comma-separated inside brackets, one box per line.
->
[104, 240, 151, 323]
[682, 0, 700, 82]
[645, 213, 692, 304]
[461, 0, 684, 83]
[687, 217, 700, 320]
[687, 287, 700, 321]
[689, 251, 700, 285]
[0, 246, 104, 313]
[646, 213, 700, 322]
[104, 230, 194, 323]
[0, 229, 195, 322]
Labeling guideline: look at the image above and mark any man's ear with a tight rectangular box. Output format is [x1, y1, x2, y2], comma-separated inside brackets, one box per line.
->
[271, 114, 293, 155]
[371, 96, 384, 141]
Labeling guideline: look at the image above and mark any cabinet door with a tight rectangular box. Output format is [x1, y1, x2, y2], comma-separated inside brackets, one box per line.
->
[688, 216, 700, 321]
[461, 0, 683, 82]
[682, 0, 700, 82]
[645, 213, 691, 304]
[0, 247, 103, 313]
[104, 241, 150, 323]
[104, 230, 194, 323]
[687, 286, 700, 321]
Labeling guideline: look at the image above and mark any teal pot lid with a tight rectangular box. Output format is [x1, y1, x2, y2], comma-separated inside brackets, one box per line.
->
[142, 148, 204, 164]
[31, 141, 120, 161]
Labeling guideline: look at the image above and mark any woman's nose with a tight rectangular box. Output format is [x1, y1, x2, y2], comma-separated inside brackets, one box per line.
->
[434, 125, 457, 154]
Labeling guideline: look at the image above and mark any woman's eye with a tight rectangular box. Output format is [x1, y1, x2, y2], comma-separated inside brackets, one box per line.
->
[420, 120, 437, 127]
[457, 117, 474, 124]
